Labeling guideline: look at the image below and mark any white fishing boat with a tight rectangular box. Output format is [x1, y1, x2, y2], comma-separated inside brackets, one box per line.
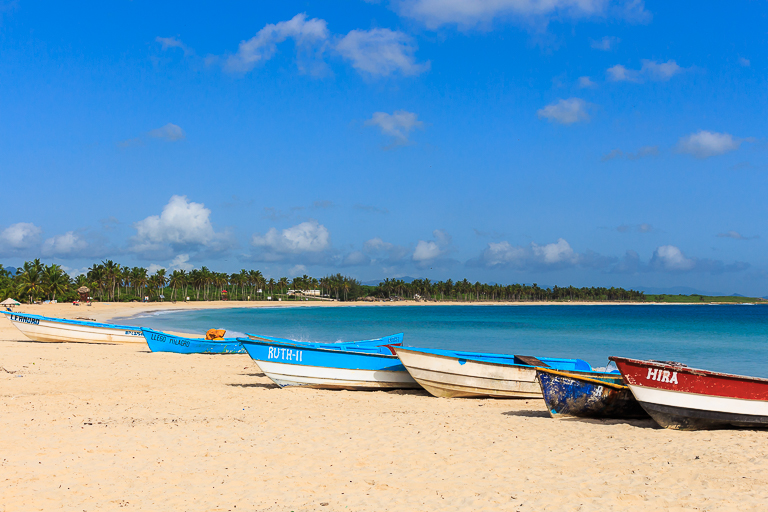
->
[393, 347, 592, 398]
[238, 334, 419, 390]
[2, 311, 145, 344]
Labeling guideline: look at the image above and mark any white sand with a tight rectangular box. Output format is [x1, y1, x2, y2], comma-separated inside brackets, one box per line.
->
[2, 302, 768, 511]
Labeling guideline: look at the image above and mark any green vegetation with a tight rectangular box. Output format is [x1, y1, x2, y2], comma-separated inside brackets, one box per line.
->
[0, 260, 367, 303]
[2, 259, 764, 305]
[371, 279, 646, 302]
[645, 294, 766, 304]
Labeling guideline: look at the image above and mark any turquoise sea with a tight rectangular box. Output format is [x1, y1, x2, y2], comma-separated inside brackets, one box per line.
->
[130, 304, 768, 377]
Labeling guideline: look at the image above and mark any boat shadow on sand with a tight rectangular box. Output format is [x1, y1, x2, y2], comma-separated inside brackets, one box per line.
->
[228, 381, 280, 390]
[502, 409, 660, 428]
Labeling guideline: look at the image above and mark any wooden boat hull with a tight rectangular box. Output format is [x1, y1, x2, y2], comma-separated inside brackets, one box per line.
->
[611, 357, 768, 430]
[254, 359, 418, 389]
[142, 328, 245, 354]
[3, 311, 144, 344]
[239, 336, 420, 390]
[393, 347, 591, 399]
[536, 368, 648, 419]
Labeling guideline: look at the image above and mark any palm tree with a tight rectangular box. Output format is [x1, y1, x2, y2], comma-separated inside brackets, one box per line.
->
[169, 270, 186, 301]
[43, 264, 69, 301]
[17, 259, 44, 303]
[152, 268, 168, 300]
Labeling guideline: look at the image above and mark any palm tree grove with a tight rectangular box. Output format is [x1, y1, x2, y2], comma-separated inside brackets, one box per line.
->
[0, 259, 647, 304]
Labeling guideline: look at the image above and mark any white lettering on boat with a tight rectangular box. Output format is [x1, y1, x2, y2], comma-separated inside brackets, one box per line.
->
[646, 367, 678, 385]
[10, 314, 39, 325]
[267, 346, 303, 362]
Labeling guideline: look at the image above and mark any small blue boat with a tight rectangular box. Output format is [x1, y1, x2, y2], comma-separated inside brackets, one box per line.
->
[237, 333, 419, 390]
[536, 367, 649, 419]
[142, 327, 246, 354]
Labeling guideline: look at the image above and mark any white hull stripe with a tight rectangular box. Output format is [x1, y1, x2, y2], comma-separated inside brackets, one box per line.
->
[629, 384, 768, 417]
[256, 360, 419, 387]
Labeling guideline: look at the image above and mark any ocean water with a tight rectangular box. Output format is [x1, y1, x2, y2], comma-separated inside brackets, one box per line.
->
[130, 304, 768, 377]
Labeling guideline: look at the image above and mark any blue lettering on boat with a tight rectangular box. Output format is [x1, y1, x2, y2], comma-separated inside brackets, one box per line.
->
[125, 331, 142, 336]
[11, 315, 39, 325]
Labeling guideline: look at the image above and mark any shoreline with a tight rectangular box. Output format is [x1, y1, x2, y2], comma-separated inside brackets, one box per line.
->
[6, 299, 762, 326]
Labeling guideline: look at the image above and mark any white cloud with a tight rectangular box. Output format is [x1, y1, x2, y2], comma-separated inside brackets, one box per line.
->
[342, 251, 371, 266]
[650, 245, 695, 271]
[0, 222, 42, 251]
[288, 264, 307, 276]
[365, 110, 424, 145]
[607, 59, 685, 82]
[170, 253, 194, 271]
[336, 28, 429, 77]
[676, 131, 742, 159]
[156, 36, 192, 56]
[413, 240, 442, 262]
[252, 220, 330, 255]
[531, 238, 578, 265]
[131, 195, 232, 256]
[738, 57, 750, 67]
[537, 98, 590, 125]
[148, 123, 185, 141]
[41, 232, 88, 256]
[473, 238, 592, 270]
[363, 237, 411, 263]
[590, 36, 619, 50]
[393, 0, 650, 29]
[224, 13, 330, 73]
[412, 229, 453, 265]
[577, 76, 595, 88]
[147, 263, 166, 275]
[717, 231, 757, 241]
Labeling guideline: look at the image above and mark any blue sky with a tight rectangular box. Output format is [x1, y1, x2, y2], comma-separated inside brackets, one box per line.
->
[1, 1, 767, 294]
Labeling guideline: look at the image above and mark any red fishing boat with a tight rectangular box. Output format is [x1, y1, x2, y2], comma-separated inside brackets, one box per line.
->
[610, 356, 768, 430]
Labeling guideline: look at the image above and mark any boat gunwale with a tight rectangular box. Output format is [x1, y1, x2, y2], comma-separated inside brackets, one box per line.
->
[2, 310, 141, 331]
[536, 367, 628, 390]
[238, 337, 401, 359]
[610, 356, 768, 385]
[394, 346, 553, 369]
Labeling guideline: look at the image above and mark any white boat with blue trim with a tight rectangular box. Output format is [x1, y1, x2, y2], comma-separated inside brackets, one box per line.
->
[2, 311, 145, 344]
[393, 346, 593, 398]
[238, 333, 419, 390]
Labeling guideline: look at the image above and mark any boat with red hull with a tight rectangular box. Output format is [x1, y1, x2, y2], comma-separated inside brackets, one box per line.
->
[610, 356, 768, 431]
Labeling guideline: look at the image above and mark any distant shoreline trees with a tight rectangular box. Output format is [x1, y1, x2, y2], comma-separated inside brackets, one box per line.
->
[0, 259, 648, 304]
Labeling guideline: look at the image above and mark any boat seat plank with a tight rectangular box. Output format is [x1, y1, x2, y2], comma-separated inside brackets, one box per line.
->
[514, 355, 550, 368]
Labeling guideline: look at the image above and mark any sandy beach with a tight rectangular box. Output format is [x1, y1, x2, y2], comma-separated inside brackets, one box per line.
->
[2, 302, 768, 511]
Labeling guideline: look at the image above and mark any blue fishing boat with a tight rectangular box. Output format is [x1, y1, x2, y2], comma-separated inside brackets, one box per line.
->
[393, 346, 592, 398]
[536, 367, 648, 419]
[142, 327, 246, 354]
[238, 333, 419, 390]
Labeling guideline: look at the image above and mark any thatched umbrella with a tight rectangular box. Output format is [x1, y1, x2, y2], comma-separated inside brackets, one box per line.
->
[0, 298, 20, 307]
[77, 286, 90, 302]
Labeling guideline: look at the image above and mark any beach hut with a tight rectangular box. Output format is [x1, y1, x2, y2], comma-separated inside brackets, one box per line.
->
[77, 286, 90, 302]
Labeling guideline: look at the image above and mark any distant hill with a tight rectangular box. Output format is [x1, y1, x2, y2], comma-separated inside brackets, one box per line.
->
[638, 286, 723, 296]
